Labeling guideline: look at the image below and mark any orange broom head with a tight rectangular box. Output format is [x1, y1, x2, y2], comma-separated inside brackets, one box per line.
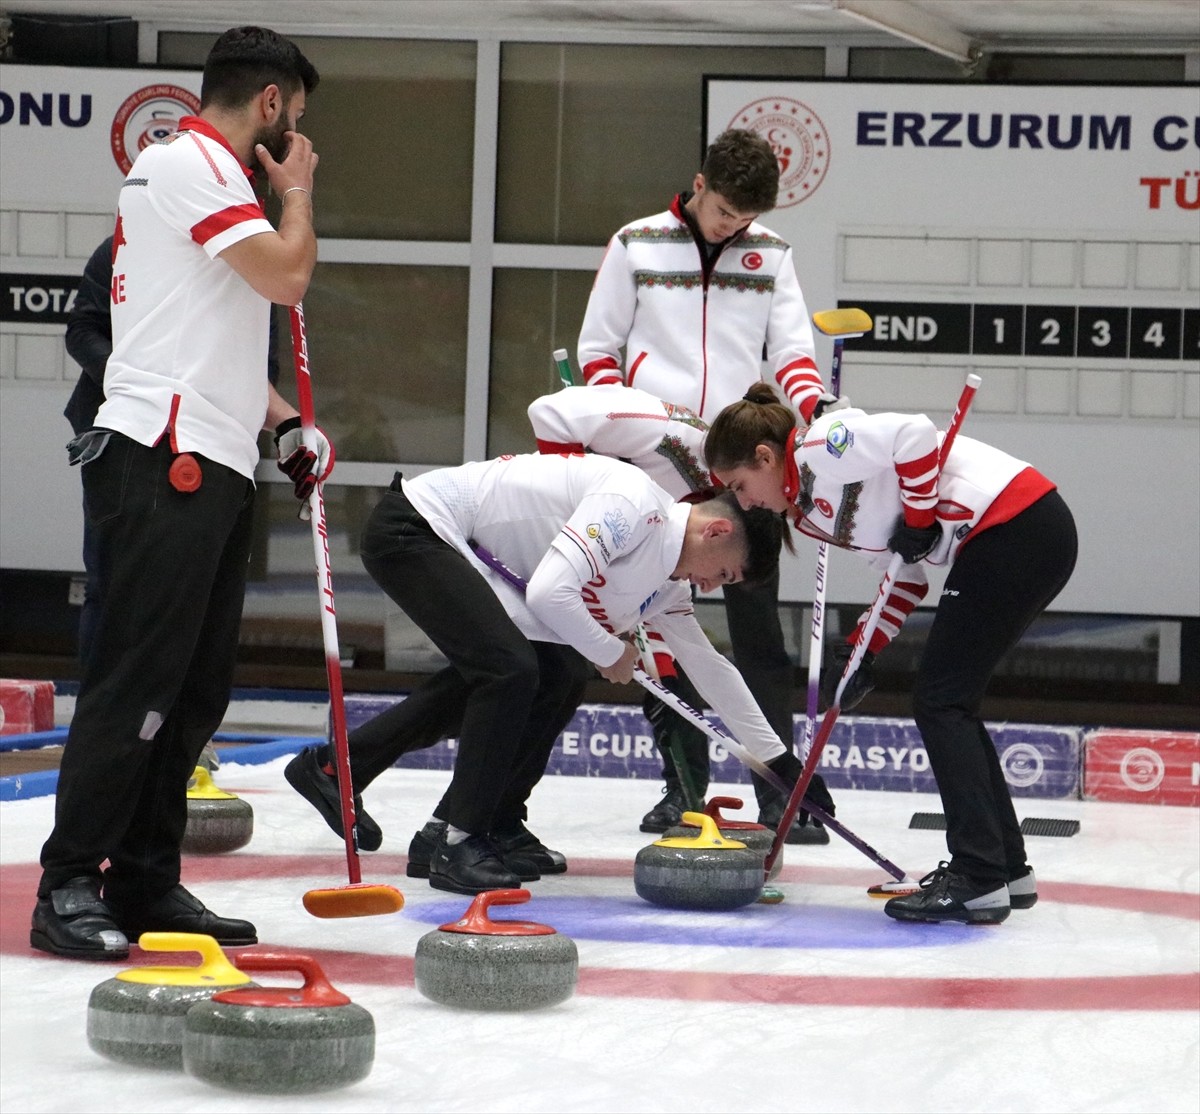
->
[302, 882, 405, 919]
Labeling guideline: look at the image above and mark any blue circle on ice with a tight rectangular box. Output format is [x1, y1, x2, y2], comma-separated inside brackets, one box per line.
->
[407, 896, 972, 948]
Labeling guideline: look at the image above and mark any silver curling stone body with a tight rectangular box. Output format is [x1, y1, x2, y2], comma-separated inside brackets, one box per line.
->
[181, 766, 253, 855]
[635, 811, 764, 910]
[183, 953, 374, 1094]
[664, 795, 781, 881]
[415, 889, 578, 1011]
[87, 933, 254, 1069]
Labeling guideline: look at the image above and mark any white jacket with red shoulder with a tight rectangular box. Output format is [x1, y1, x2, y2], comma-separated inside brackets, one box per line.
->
[577, 194, 823, 423]
[790, 408, 1055, 653]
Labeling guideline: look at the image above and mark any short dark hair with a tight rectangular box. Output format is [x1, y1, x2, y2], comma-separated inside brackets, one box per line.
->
[701, 129, 779, 213]
[708, 490, 783, 585]
[201, 26, 319, 110]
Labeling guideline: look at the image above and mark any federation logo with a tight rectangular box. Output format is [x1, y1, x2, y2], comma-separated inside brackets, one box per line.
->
[1119, 747, 1165, 792]
[603, 510, 632, 550]
[586, 524, 600, 539]
[727, 96, 829, 207]
[825, 421, 853, 458]
[1001, 743, 1044, 788]
[110, 83, 200, 174]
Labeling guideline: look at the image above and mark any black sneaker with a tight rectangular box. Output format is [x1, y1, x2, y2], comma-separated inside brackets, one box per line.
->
[1009, 865, 1038, 910]
[428, 832, 522, 896]
[108, 883, 257, 946]
[884, 862, 1011, 925]
[639, 785, 688, 833]
[30, 876, 129, 960]
[757, 800, 831, 846]
[284, 746, 382, 852]
[492, 822, 568, 875]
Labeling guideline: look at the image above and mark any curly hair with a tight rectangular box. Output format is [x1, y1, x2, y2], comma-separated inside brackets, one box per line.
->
[701, 130, 779, 213]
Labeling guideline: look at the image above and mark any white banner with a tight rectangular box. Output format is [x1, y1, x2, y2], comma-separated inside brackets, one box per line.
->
[704, 81, 1200, 618]
[0, 63, 202, 210]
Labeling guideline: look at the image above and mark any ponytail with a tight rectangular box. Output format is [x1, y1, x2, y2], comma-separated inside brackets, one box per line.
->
[704, 384, 795, 473]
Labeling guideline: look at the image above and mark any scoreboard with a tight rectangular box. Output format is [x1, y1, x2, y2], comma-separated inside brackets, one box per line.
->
[842, 300, 1198, 362]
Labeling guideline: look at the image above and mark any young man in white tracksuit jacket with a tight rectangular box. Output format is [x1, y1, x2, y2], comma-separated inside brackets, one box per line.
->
[576, 128, 841, 840]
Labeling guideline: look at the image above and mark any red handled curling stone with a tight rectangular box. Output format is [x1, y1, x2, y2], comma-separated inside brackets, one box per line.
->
[181, 766, 253, 855]
[664, 796, 781, 881]
[635, 811, 763, 910]
[182, 953, 374, 1094]
[414, 889, 578, 1011]
[86, 933, 254, 1069]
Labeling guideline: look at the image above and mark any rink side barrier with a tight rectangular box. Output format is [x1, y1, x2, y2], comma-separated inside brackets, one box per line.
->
[2, 690, 1195, 807]
[341, 694, 1199, 807]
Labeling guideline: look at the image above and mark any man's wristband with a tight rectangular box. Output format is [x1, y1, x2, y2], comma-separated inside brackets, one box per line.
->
[282, 187, 311, 202]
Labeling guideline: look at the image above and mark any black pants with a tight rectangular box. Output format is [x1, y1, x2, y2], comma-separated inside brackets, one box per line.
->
[652, 567, 795, 810]
[914, 490, 1077, 887]
[356, 479, 592, 834]
[39, 436, 255, 903]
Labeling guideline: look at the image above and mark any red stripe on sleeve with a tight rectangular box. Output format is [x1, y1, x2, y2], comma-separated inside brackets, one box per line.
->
[894, 449, 939, 479]
[190, 203, 267, 246]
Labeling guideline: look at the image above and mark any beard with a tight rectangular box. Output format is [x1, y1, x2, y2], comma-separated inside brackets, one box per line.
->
[250, 114, 290, 171]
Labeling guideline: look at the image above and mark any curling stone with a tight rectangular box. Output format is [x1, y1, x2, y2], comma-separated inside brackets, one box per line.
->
[86, 933, 254, 1069]
[635, 811, 764, 910]
[183, 953, 374, 1094]
[414, 889, 578, 1011]
[664, 796, 782, 881]
[182, 766, 253, 855]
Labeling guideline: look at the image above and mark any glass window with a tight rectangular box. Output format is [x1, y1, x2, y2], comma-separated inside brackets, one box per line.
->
[488, 268, 597, 456]
[277, 262, 469, 466]
[159, 33, 476, 240]
[497, 43, 824, 245]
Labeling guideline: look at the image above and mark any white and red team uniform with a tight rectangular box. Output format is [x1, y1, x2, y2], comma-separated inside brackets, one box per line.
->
[789, 408, 1055, 654]
[99, 115, 276, 477]
[576, 195, 824, 423]
[527, 384, 712, 500]
[402, 452, 787, 763]
[38, 116, 284, 916]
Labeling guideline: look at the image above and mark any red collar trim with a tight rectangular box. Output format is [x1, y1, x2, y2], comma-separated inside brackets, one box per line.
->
[178, 115, 256, 186]
[782, 427, 801, 503]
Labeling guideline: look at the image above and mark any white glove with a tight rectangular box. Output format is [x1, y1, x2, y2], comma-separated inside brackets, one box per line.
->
[274, 417, 335, 506]
[811, 393, 851, 422]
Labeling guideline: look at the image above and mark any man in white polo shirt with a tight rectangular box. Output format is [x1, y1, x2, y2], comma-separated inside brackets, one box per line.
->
[286, 452, 822, 895]
[33, 26, 329, 960]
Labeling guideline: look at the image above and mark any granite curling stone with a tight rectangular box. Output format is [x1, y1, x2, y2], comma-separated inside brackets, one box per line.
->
[635, 811, 764, 910]
[664, 796, 782, 881]
[86, 933, 254, 1069]
[182, 766, 253, 855]
[414, 889, 578, 1011]
[182, 952, 374, 1094]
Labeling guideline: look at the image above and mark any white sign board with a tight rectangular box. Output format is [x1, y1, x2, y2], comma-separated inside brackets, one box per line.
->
[705, 80, 1199, 617]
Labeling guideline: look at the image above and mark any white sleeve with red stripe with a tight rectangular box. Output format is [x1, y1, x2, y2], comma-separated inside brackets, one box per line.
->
[850, 571, 930, 655]
[766, 247, 823, 423]
[151, 133, 273, 260]
[525, 547, 626, 668]
[892, 415, 940, 529]
[577, 234, 635, 387]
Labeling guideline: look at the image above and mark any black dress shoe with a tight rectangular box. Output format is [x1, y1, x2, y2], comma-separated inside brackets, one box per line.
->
[428, 833, 522, 896]
[284, 746, 383, 852]
[491, 822, 568, 875]
[410, 821, 540, 881]
[109, 884, 257, 946]
[30, 876, 129, 960]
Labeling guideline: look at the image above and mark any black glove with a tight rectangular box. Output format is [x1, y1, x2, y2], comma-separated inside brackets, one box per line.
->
[810, 392, 851, 423]
[887, 517, 940, 563]
[819, 641, 876, 713]
[800, 771, 836, 825]
[274, 416, 335, 505]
